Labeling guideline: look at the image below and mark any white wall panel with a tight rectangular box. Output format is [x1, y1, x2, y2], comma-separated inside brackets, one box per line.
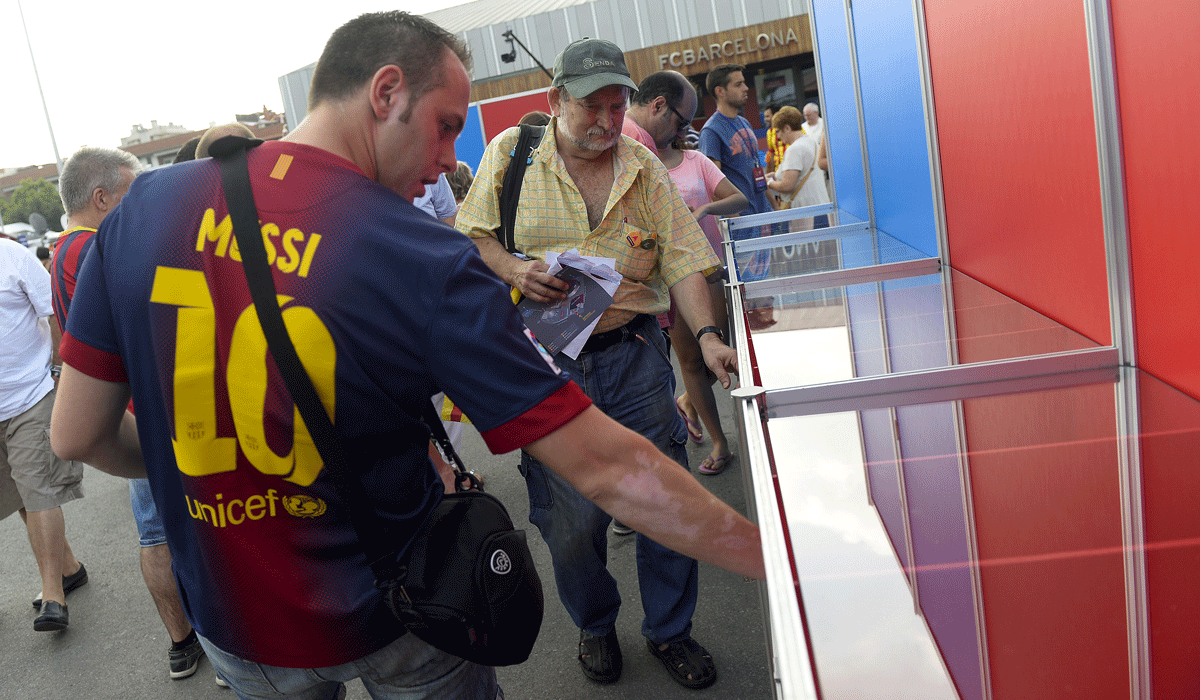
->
[693, 0, 718, 36]
[745, 0, 767, 26]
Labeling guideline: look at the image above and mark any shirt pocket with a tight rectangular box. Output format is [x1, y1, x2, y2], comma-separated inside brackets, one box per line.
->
[614, 222, 658, 281]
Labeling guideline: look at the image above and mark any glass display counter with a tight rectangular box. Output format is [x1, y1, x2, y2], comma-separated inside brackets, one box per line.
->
[723, 206, 1195, 699]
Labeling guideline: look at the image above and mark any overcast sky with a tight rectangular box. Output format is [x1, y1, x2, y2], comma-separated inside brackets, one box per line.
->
[0, 0, 465, 169]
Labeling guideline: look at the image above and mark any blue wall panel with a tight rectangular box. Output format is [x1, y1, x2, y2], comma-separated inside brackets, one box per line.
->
[454, 104, 486, 174]
[811, 0, 869, 224]
[850, 0, 937, 257]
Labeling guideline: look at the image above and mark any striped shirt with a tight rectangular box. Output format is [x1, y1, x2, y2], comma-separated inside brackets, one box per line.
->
[457, 118, 720, 333]
[50, 225, 98, 331]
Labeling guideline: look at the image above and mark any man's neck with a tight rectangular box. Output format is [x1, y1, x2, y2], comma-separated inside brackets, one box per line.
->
[626, 108, 651, 136]
[284, 103, 377, 180]
[65, 214, 101, 231]
[716, 101, 740, 119]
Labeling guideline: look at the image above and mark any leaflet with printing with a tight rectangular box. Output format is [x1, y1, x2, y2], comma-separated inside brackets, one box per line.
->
[517, 250, 621, 358]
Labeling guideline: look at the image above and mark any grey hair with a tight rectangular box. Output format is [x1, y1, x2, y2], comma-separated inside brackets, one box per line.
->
[802, 102, 821, 116]
[58, 147, 142, 215]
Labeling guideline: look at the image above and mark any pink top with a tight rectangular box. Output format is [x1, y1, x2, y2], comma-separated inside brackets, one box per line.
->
[621, 119, 659, 157]
[666, 150, 729, 261]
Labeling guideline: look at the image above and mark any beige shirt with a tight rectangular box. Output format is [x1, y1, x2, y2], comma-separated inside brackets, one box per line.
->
[457, 118, 720, 332]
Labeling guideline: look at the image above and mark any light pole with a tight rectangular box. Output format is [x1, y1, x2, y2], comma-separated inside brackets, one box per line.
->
[17, 0, 64, 178]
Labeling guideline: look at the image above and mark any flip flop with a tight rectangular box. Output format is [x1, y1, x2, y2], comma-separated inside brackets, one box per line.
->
[698, 453, 733, 475]
[675, 397, 703, 444]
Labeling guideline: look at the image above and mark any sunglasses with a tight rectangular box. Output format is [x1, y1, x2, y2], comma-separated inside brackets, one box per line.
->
[666, 102, 693, 132]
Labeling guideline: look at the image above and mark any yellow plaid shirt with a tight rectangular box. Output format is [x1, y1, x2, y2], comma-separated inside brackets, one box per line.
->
[457, 118, 720, 333]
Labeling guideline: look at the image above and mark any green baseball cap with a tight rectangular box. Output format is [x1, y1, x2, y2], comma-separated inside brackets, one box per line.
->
[552, 38, 639, 98]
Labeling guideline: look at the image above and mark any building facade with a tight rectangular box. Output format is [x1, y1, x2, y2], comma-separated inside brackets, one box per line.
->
[278, 0, 815, 171]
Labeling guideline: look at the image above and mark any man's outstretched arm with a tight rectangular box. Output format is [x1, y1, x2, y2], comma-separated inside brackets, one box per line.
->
[526, 405, 765, 580]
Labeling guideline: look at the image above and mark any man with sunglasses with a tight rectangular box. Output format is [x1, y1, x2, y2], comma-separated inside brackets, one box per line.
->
[622, 70, 696, 156]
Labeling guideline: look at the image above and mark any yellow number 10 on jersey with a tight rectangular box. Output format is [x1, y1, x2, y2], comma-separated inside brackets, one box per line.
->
[150, 266, 336, 487]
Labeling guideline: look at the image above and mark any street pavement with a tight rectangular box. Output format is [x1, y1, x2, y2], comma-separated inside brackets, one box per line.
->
[0, 381, 772, 699]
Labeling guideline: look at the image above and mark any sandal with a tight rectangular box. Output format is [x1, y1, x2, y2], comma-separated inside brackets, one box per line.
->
[647, 637, 717, 689]
[698, 453, 733, 475]
[579, 629, 622, 683]
[676, 397, 703, 444]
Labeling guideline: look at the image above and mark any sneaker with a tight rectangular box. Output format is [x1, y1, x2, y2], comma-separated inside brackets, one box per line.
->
[215, 676, 229, 688]
[169, 637, 205, 679]
[612, 521, 635, 536]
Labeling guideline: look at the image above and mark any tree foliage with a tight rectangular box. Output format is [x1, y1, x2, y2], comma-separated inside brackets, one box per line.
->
[0, 178, 65, 231]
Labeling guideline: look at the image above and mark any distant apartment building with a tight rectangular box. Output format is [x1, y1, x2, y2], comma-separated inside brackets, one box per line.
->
[1, 116, 286, 199]
[120, 120, 192, 148]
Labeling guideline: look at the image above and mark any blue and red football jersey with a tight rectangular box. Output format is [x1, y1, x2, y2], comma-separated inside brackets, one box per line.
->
[61, 141, 590, 667]
[50, 225, 97, 331]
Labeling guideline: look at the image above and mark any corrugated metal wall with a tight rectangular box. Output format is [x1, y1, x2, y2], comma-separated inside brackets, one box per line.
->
[459, 0, 805, 83]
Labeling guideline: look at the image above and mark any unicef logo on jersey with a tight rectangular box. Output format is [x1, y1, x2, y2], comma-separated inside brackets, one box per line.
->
[282, 494, 327, 518]
[490, 549, 513, 575]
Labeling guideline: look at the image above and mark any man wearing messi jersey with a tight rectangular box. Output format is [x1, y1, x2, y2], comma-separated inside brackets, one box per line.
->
[53, 146, 206, 679]
[50, 12, 764, 700]
[458, 40, 737, 690]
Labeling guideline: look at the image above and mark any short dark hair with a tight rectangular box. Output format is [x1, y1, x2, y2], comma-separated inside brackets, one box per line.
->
[518, 110, 551, 126]
[632, 71, 686, 109]
[173, 137, 201, 164]
[706, 64, 744, 96]
[308, 12, 472, 117]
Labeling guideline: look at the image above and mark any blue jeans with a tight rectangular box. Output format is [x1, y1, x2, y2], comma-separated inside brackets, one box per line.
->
[129, 478, 167, 547]
[198, 632, 500, 700]
[520, 315, 698, 644]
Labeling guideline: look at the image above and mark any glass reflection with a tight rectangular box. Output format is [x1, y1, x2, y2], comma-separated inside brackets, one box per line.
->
[753, 358, 1200, 699]
[745, 267, 1100, 391]
[727, 211, 926, 285]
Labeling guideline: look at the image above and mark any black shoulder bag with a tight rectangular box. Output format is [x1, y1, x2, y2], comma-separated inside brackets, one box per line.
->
[209, 135, 543, 667]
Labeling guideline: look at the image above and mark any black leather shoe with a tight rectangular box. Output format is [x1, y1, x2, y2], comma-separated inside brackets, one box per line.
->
[579, 629, 622, 683]
[34, 601, 69, 631]
[32, 563, 89, 609]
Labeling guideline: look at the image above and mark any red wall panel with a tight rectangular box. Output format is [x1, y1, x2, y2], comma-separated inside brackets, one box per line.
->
[1137, 373, 1200, 696]
[924, 0, 1111, 347]
[963, 384, 1128, 698]
[477, 91, 550, 144]
[1109, 1, 1200, 401]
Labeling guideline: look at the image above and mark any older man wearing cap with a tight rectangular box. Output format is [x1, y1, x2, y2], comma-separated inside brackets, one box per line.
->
[457, 39, 736, 690]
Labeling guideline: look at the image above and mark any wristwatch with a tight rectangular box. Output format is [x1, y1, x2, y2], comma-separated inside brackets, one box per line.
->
[694, 326, 724, 343]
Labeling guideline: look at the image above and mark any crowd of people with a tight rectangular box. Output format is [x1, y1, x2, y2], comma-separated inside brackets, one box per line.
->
[0, 10, 831, 698]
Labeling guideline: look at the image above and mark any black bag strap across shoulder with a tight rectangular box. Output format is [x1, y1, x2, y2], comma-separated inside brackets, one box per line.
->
[209, 135, 471, 585]
[497, 124, 545, 254]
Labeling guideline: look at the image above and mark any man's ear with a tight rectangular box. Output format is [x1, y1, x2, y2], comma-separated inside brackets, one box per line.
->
[369, 64, 409, 121]
[547, 87, 562, 116]
[91, 187, 109, 214]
